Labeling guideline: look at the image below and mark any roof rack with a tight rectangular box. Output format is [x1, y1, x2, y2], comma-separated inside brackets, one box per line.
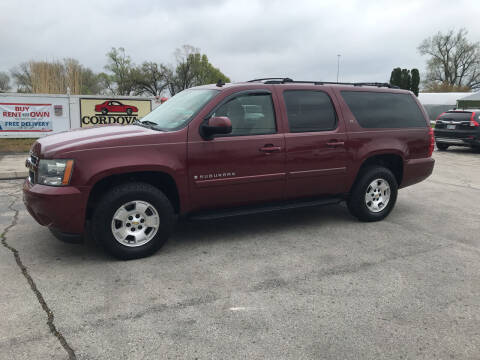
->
[247, 78, 398, 88]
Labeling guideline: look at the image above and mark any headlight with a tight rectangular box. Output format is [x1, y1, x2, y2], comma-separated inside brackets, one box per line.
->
[37, 159, 74, 186]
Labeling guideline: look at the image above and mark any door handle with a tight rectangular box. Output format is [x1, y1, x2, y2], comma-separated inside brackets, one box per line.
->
[326, 140, 345, 147]
[259, 145, 281, 153]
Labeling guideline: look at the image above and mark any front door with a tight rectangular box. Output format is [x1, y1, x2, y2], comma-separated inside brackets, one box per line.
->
[280, 89, 349, 198]
[188, 91, 286, 211]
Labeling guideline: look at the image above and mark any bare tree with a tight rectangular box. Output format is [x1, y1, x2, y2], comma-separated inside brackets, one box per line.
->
[418, 29, 480, 90]
[10, 62, 33, 92]
[0, 71, 10, 92]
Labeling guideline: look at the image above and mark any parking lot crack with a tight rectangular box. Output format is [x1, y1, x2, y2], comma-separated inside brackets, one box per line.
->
[0, 194, 77, 360]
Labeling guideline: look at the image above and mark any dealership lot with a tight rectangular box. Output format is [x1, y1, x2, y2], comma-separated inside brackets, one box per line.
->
[1, 148, 479, 360]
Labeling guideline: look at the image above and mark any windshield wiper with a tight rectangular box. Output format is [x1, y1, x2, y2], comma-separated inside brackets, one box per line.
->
[132, 119, 168, 131]
[132, 119, 157, 127]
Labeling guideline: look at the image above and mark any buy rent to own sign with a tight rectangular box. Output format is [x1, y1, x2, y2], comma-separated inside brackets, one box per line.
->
[0, 103, 53, 132]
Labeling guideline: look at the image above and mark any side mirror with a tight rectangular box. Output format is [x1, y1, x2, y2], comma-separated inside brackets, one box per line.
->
[201, 116, 232, 139]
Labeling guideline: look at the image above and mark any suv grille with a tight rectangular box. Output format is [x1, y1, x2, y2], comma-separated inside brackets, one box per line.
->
[28, 154, 39, 184]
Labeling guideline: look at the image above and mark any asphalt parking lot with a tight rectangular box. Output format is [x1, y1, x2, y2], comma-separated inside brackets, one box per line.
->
[1, 148, 479, 360]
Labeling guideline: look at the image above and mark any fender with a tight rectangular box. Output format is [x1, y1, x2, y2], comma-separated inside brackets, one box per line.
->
[345, 138, 406, 190]
[68, 142, 189, 214]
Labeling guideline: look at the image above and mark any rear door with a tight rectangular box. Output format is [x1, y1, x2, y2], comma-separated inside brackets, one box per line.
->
[187, 90, 286, 211]
[278, 88, 349, 199]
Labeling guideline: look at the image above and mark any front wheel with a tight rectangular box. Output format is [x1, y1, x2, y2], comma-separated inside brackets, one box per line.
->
[92, 182, 175, 260]
[347, 166, 398, 222]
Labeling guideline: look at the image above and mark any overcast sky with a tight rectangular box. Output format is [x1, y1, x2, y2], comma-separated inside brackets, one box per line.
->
[1, 0, 479, 85]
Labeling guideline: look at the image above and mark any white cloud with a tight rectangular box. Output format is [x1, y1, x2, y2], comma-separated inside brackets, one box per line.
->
[1, 0, 479, 83]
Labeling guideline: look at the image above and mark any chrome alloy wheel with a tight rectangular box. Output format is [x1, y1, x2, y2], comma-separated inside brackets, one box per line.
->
[364, 178, 391, 213]
[111, 200, 160, 247]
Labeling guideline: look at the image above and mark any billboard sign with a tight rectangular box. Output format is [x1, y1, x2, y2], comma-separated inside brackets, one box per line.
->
[0, 103, 53, 132]
[80, 98, 152, 127]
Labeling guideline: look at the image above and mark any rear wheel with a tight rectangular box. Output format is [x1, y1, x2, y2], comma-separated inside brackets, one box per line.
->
[126, 108, 133, 115]
[92, 182, 175, 260]
[347, 166, 398, 222]
[436, 142, 449, 151]
[101, 108, 108, 115]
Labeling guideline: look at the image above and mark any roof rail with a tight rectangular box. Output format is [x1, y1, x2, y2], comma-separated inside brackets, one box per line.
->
[246, 78, 399, 88]
[247, 77, 293, 84]
[353, 82, 399, 88]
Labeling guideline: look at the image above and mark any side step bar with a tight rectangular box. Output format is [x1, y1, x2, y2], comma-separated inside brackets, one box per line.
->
[187, 197, 343, 221]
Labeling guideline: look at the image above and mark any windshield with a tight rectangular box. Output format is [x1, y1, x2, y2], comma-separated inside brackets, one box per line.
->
[139, 89, 219, 130]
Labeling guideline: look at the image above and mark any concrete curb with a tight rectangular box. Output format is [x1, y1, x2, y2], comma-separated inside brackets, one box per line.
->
[0, 171, 28, 180]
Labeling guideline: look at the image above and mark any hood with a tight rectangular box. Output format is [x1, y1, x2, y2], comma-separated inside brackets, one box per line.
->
[32, 125, 160, 158]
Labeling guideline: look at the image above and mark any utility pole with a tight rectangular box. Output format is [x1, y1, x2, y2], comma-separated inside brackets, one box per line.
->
[337, 54, 341, 83]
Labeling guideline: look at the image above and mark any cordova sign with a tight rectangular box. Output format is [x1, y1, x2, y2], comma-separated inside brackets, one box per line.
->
[80, 98, 152, 127]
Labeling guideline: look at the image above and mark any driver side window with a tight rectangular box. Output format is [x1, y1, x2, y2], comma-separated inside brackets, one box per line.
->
[214, 93, 277, 136]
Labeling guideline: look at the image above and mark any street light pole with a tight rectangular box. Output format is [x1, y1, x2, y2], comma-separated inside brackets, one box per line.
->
[337, 54, 341, 83]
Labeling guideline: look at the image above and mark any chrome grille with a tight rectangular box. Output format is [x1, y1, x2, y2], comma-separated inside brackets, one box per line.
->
[26, 154, 39, 184]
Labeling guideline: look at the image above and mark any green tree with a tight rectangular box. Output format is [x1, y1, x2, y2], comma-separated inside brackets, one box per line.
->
[389, 68, 402, 87]
[80, 68, 105, 95]
[167, 45, 230, 95]
[410, 68, 420, 96]
[134, 61, 169, 96]
[390, 67, 420, 95]
[418, 28, 480, 90]
[0, 71, 10, 92]
[104, 47, 137, 95]
[400, 69, 411, 90]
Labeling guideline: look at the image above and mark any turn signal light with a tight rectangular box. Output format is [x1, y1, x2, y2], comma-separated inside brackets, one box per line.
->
[61, 160, 74, 185]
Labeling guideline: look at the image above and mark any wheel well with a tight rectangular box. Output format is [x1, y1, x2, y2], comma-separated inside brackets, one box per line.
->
[86, 171, 180, 220]
[356, 154, 403, 187]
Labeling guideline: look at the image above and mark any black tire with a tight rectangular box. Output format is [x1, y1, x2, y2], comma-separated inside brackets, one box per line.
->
[126, 108, 133, 115]
[92, 182, 175, 260]
[436, 142, 449, 151]
[347, 166, 398, 222]
[101, 108, 108, 115]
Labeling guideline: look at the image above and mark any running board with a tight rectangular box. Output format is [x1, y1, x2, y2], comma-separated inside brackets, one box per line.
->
[187, 197, 343, 221]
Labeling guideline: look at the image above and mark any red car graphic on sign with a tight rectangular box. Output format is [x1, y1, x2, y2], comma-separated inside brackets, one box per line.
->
[95, 101, 138, 115]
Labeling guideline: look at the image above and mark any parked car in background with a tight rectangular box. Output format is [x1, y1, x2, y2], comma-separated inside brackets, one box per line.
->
[434, 109, 480, 150]
[94, 100, 138, 115]
[24, 78, 435, 260]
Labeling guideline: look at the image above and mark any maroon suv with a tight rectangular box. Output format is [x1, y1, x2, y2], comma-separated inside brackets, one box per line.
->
[24, 78, 435, 259]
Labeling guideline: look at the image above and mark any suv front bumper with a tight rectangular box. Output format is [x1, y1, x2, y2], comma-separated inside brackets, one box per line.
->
[23, 179, 88, 236]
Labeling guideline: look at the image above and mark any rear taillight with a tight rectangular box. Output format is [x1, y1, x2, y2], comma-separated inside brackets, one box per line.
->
[470, 112, 479, 127]
[436, 112, 446, 121]
[428, 127, 434, 157]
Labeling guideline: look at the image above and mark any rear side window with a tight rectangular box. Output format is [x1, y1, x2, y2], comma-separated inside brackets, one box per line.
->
[341, 91, 426, 128]
[283, 90, 337, 132]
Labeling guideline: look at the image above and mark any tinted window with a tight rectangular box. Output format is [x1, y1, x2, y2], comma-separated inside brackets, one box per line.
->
[438, 112, 473, 121]
[214, 93, 276, 136]
[341, 91, 426, 128]
[283, 91, 337, 132]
